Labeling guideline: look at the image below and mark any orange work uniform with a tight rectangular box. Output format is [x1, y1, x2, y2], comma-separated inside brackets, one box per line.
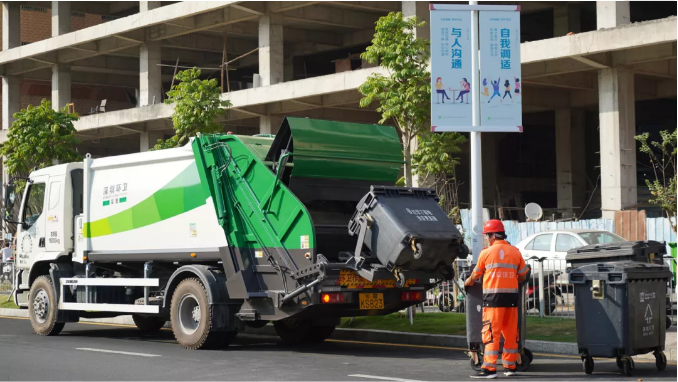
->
[470, 240, 529, 372]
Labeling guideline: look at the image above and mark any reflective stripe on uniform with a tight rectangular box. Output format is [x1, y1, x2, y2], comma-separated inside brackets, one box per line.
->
[484, 350, 500, 356]
[503, 348, 520, 354]
[482, 362, 496, 368]
[485, 263, 518, 270]
[502, 361, 516, 366]
[518, 266, 528, 275]
[474, 267, 483, 274]
[484, 288, 519, 294]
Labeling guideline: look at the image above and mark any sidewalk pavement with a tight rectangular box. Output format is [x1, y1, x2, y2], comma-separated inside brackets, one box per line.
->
[0, 307, 675, 362]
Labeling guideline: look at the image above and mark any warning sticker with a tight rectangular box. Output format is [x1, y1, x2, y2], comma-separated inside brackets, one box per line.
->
[338, 270, 416, 289]
[301, 235, 310, 249]
[189, 223, 197, 237]
[255, 251, 263, 258]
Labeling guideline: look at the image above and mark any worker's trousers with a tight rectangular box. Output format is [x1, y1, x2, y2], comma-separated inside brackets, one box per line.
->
[481, 307, 519, 371]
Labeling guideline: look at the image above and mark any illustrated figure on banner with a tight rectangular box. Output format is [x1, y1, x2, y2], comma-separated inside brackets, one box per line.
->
[434, 77, 452, 104]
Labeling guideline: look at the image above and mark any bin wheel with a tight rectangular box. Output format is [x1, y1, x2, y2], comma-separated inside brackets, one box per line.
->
[622, 358, 634, 377]
[666, 315, 672, 330]
[655, 351, 667, 371]
[470, 354, 483, 372]
[516, 349, 532, 372]
[582, 355, 594, 375]
[395, 272, 406, 288]
[615, 356, 623, 370]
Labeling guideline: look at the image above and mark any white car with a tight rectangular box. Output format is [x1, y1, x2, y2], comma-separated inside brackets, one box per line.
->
[515, 229, 627, 284]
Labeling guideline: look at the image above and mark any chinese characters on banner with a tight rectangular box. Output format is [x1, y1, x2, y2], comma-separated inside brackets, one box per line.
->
[479, 11, 522, 128]
[430, 11, 472, 127]
[430, 8, 522, 132]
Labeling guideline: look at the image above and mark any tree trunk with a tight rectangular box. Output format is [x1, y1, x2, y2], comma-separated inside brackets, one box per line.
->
[403, 141, 413, 187]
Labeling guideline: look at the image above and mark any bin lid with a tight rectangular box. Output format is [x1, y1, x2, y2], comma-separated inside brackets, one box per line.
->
[565, 240, 667, 262]
[569, 261, 672, 281]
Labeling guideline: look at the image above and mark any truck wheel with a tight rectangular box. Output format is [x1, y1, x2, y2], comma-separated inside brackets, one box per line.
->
[273, 318, 311, 344]
[307, 325, 336, 343]
[29, 276, 64, 336]
[132, 314, 166, 332]
[170, 278, 236, 350]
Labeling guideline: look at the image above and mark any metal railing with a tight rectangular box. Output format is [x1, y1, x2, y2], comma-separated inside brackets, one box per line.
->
[523, 257, 574, 318]
[0, 261, 16, 295]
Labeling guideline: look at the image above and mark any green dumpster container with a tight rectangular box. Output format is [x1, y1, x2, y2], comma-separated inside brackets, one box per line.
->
[669, 242, 677, 285]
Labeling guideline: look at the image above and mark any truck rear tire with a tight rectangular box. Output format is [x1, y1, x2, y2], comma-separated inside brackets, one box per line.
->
[274, 319, 336, 344]
[29, 276, 65, 336]
[132, 314, 166, 332]
[170, 278, 237, 349]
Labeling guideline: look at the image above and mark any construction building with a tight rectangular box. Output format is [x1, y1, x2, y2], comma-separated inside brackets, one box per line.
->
[0, 1, 676, 221]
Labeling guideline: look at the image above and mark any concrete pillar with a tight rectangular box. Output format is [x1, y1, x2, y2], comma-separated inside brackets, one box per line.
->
[571, 109, 587, 213]
[283, 55, 294, 82]
[51, 63, 71, 110]
[2, 1, 20, 50]
[596, 1, 630, 29]
[258, 15, 283, 87]
[139, 1, 161, 12]
[2, 76, 20, 129]
[598, 67, 636, 219]
[555, 109, 574, 217]
[554, 4, 581, 37]
[259, 115, 282, 135]
[401, 1, 430, 40]
[139, 41, 162, 106]
[140, 131, 164, 152]
[51, 1, 71, 37]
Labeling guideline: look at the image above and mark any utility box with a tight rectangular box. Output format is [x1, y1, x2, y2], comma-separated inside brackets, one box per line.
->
[569, 262, 671, 375]
[566, 241, 667, 267]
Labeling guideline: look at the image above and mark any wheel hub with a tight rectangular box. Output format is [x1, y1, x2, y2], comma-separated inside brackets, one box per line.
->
[33, 289, 49, 324]
[177, 293, 200, 335]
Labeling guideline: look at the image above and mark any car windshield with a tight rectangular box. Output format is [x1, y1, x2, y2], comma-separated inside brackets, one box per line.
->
[578, 232, 626, 245]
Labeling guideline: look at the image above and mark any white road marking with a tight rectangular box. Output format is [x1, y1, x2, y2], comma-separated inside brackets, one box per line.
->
[76, 348, 161, 357]
[348, 374, 423, 382]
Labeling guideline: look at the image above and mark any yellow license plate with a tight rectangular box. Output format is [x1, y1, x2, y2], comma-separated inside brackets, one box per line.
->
[359, 293, 384, 310]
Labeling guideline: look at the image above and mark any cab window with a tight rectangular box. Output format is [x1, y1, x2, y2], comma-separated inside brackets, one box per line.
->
[23, 183, 46, 228]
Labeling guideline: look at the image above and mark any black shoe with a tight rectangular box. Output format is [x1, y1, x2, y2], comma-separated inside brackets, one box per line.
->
[470, 369, 497, 379]
[504, 369, 517, 377]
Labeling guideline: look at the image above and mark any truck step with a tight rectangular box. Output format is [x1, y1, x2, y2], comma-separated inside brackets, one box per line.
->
[134, 297, 162, 305]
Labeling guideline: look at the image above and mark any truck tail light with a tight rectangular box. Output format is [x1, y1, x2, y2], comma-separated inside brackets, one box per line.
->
[321, 293, 345, 303]
[401, 291, 422, 301]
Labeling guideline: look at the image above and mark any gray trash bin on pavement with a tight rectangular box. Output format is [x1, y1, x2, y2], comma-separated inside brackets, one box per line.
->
[569, 262, 671, 376]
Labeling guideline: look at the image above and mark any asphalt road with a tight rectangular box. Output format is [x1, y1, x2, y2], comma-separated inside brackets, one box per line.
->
[0, 316, 675, 381]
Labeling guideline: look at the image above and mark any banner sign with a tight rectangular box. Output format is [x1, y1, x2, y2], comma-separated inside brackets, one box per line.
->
[430, 5, 522, 133]
[479, 11, 522, 128]
[430, 10, 473, 127]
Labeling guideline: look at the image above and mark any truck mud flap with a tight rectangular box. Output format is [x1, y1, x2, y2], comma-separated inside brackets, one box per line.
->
[49, 263, 79, 323]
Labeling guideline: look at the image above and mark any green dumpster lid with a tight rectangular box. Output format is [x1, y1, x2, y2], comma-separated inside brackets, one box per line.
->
[265, 117, 403, 182]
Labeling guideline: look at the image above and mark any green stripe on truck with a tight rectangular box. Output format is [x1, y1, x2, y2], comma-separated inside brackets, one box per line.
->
[84, 163, 207, 238]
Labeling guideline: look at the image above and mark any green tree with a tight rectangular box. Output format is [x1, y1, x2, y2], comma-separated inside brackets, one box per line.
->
[413, 132, 467, 222]
[0, 99, 81, 178]
[635, 130, 677, 233]
[359, 12, 430, 187]
[154, 68, 231, 149]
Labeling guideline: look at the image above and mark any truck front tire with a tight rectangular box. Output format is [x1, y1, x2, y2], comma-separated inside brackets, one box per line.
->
[170, 278, 236, 349]
[29, 276, 64, 336]
[132, 314, 166, 332]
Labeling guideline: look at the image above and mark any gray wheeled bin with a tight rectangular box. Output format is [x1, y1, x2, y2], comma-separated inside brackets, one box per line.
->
[457, 259, 534, 372]
[567, 240, 666, 267]
[569, 262, 672, 376]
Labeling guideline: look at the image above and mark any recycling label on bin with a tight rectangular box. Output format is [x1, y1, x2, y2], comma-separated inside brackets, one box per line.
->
[632, 283, 662, 349]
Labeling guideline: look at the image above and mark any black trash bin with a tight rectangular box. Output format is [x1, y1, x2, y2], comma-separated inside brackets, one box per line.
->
[567, 240, 666, 268]
[569, 262, 672, 376]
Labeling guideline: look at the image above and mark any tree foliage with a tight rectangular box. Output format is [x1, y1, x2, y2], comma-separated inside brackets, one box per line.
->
[635, 129, 677, 233]
[413, 132, 467, 223]
[359, 12, 430, 187]
[154, 68, 231, 149]
[0, 99, 81, 177]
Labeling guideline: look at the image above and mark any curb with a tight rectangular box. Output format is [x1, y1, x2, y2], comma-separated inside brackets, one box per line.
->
[2, 308, 674, 362]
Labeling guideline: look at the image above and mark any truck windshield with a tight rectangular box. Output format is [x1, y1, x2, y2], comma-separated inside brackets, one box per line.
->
[579, 232, 626, 245]
[23, 183, 46, 228]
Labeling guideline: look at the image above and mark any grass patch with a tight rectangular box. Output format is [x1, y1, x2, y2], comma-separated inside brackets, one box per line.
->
[0, 298, 19, 309]
[339, 312, 576, 343]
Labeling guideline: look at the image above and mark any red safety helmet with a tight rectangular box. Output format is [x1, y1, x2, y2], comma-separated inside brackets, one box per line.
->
[482, 219, 505, 234]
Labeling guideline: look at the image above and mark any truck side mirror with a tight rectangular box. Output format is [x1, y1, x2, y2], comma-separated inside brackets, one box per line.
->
[4, 183, 16, 207]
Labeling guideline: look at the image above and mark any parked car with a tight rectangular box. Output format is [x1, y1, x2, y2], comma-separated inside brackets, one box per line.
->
[515, 229, 627, 285]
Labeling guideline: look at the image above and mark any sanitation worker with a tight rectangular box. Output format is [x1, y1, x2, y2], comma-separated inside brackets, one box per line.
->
[465, 219, 529, 379]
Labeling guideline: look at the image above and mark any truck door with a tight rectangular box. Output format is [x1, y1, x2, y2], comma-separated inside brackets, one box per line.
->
[15, 176, 48, 269]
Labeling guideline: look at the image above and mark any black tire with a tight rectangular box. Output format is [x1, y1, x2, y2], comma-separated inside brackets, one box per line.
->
[583, 355, 594, 375]
[666, 316, 672, 330]
[616, 356, 623, 370]
[622, 359, 633, 376]
[132, 314, 166, 332]
[438, 294, 454, 313]
[544, 293, 558, 316]
[470, 353, 484, 371]
[525, 348, 534, 363]
[655, 351, 667, 371]
[29, 276, 65, 336]
[516, 350, 531, 372]
[245, 320, 269, 329]
[170, 278, 237, 350]
[307, 325, 336, 343]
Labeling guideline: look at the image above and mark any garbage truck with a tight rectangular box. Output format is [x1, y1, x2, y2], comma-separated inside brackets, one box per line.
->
[3, 117, 466, 349]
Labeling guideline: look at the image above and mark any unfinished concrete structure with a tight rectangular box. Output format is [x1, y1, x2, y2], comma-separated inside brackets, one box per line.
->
[0, 1, 675, 220]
